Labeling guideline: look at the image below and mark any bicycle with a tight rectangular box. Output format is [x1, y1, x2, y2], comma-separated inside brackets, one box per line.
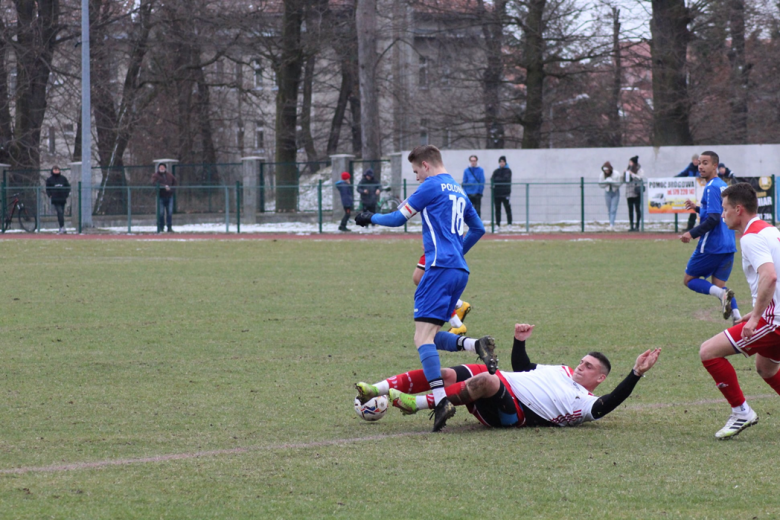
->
[2, 192, 36, 232]
[378, 186, 402, 214]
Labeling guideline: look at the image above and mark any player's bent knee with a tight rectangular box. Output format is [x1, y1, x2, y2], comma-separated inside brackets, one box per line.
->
[755, 358, 780, 379]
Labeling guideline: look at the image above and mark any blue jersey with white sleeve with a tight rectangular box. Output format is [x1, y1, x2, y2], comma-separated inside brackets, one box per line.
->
[697, 177, 736, 254]
[373, 173, 484, 272]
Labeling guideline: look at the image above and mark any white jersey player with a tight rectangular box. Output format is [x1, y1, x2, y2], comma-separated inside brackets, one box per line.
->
[700, 182, 780, 439]
[355, 323, 660, 429]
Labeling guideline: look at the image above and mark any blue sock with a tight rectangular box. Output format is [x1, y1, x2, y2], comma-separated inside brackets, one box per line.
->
[731, 296, 739, 311]
[434, 331, 460, 352]
[418, 343, 442, 385]
[687, 278, 713, 295]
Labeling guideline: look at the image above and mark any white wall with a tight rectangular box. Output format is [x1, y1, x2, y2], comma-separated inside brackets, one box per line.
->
[399, 145, 780, 225]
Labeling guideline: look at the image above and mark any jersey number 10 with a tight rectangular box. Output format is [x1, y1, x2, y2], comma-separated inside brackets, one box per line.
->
[449, 195, 466, 235]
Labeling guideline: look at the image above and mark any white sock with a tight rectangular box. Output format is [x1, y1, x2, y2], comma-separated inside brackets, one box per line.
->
[463, 338, 476, 352]
[374, 381, 390, 395]
[416, 395, 432, 410]
[455, 300, 463, 309]
[432, 387, 446, 404]
[709, 286, 726, 299]
[732, 402, 752, 415]
[732, 309, 742, 321]
[449, 314, 463, 328]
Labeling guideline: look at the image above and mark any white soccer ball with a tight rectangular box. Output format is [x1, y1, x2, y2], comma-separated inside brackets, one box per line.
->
[354, 395, 389, 421]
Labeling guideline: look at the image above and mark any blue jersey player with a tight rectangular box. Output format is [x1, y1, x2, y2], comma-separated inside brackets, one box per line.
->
[354, 145, 488, 431]
[680, 151, 740, 323]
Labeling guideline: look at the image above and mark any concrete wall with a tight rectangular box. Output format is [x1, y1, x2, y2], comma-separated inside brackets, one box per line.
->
[398, 145, 780, 225]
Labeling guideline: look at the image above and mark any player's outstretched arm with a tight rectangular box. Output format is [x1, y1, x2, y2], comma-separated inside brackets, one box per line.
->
[591, 348, 661, 419]
[462, 205, 485, 255]
[511, 324, 537, 372]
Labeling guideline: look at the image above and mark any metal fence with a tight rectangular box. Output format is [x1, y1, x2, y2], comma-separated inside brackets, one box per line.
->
[258, 161, 331, 213]
[2, 176, 776, 234]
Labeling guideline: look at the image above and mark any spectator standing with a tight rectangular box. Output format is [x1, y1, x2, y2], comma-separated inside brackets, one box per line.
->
[624, 155, 645, 232]
[462, 155, 485, 218]
[718, 163, 735, 184]
[335, 171, 353, 232]
[357, 168, 380, 214]
[45, 165, 70, 234]
[598, 161, 621, 231]
[676, 154, 701, 231]
[491, 156, 513, 227]
[152, 163, 177, 233]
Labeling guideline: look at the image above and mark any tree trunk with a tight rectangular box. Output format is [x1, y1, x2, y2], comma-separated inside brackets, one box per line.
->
[299, 54, 319, 165]
[356, 0, 380, 173]
[727, 0, 749, 143]
[521, 0, 546, 149]
[650, 0, 693, 146]
[10, 0, 60, 171]
[607, 7, 623, 147]
[327, 55, 352, 155]
[479, 0, 507, 149]
[275, 0, 305, 212]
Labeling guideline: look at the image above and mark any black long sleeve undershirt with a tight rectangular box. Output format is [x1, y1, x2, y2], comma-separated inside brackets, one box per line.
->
[689, 212, 720, 239]
[511, 338, 537, 372]
[590, 370, 642, 419]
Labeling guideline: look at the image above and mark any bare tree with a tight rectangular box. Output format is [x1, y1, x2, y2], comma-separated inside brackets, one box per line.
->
[650, 0, 693, 145]
[478, 0, 508, 149]
[356, 0, 380, 165]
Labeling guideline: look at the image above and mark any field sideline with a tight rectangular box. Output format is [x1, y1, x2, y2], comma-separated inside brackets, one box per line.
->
[1, 236, 778, 518]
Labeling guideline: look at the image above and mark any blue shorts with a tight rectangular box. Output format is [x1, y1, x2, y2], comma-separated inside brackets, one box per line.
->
[414, 267, 469, 323]
[686, 250, 734, 281]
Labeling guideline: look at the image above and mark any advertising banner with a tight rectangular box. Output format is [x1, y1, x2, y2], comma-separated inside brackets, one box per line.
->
[646, 177, 698, 214]
[734, 176, 774, 222]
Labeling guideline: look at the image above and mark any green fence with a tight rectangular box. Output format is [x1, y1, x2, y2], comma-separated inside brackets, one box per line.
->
[258, 160, 331, 213]
[2, 176, 776, 234]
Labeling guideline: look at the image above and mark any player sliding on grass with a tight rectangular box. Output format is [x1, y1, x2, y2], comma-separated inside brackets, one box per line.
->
[699, 183, 780, 439]
[354, 145, 489, 432]
[679, 150, 741, 324]
[356, 323, 661, 428]
[415, 253, 471, 335]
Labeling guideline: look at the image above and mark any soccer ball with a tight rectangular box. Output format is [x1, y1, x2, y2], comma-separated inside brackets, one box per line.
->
[354, 395, 389, 421]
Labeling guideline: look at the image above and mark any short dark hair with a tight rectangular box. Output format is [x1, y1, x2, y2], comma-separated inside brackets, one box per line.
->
[701, 150, 719, 165]
[408, 145, 443, 167]
[587, 351, 611, 375]
[469, 155, 478, 161]
[722, 182, 758, 213]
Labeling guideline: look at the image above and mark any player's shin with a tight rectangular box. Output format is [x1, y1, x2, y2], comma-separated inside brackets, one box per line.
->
[386, 370, 430, 393]
[688, 278, 715, 295]
[434, 331, 462, 352]
[418, 343, 446, 404]
[702, 357, 746, 408]
[762, 371, 780, 396]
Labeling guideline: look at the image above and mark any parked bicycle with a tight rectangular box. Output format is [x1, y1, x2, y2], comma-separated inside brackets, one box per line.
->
[2, 192, 36, 232]
[378, 186, 402, 214]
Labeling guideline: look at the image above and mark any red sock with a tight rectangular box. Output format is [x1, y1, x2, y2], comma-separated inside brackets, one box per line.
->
[702, 358, 745, 407]
[425, 394, 435, 409]
[762, 371, 780, 396]
[445, 381, 467, 400]
[387, 370, 430, 393]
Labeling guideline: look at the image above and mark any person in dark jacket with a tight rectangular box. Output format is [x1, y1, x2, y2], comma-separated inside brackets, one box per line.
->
[357, 168, 380, 214]
[335, 171, 353, 232]
[491, 156, 512, 226]
[462, 155, 485, 217]
[151, 163, 177, 232]
[675, 154, 700, 177]
[45, 165, 70, 234]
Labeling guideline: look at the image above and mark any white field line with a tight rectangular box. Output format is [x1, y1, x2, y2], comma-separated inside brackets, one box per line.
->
[1, 394, 775, 475]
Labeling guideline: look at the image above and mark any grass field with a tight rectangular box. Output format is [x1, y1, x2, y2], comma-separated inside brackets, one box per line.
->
[1, 236, 779, 519]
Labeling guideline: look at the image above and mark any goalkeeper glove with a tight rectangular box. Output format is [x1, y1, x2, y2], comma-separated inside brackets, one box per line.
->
[355, 211, 374, 227]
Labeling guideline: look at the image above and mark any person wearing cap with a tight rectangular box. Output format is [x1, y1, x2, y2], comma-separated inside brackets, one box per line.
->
[718, 163, 735, 183]
[151, 163, 177, 233]
[676, 154, 701, 231]
[45, 165, 71, 234]
[623, 155, 645, 232]
[335, 171, 354, 232]
[357, 168, 381, 214]
[491, 156, 512, 227]
[598, 161, 621, 231]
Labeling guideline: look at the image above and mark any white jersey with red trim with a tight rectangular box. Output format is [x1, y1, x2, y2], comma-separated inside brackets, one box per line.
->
[501, 364, 599, 426]
[740, 217, 780, 326]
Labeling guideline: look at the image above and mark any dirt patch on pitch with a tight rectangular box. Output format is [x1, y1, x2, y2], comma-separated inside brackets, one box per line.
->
[693, 309, 721, 323]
